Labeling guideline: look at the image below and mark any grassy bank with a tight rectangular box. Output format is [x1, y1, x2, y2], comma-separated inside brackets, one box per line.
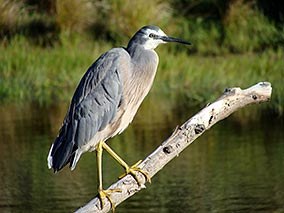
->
[1, 0, 283, 115]
[0, 35, 283, 115]
[0, 35, 111, 103]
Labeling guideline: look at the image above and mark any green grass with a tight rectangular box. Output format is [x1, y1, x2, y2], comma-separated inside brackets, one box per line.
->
[155, 47, 284, 115]
[0, 35, 283, 115]
[0, 35, 111, 104]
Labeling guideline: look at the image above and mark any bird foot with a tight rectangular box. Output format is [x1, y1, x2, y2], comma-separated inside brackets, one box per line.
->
[98, 188, 121, 212]
[119, 160, 151, 185]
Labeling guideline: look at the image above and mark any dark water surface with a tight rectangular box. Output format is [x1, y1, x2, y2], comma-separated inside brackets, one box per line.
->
[0, 96, 283, 213]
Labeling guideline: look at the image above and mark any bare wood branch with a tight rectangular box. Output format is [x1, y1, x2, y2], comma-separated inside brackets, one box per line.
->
[75, 82, 272, 213]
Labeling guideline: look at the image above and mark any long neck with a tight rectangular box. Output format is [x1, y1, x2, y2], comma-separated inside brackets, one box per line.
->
[126, 44, 159, 80]
[118, 43, 159, 129]
[122, 43, 159, 108]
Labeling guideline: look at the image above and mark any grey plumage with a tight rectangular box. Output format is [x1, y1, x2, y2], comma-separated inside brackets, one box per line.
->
[47, 25, 191, 172]
[49, 49, 125, 171]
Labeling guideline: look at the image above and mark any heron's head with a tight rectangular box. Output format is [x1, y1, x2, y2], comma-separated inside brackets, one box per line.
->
[127, 25, 191, 50]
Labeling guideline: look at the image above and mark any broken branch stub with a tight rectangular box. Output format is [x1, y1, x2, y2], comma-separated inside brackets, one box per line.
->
[75, 82, 272, 213]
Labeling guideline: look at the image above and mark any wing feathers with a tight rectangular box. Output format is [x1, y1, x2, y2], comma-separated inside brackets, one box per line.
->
[48, 49, 126, 172]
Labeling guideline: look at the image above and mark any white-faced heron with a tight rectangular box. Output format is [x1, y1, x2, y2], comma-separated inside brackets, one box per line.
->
[47, 25, 191, 210]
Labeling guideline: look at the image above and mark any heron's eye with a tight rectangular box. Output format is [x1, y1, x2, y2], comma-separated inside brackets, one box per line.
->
[149, 33, 156, 38]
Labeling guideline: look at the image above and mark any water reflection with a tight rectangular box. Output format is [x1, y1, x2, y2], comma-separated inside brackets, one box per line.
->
[0, 95, 283, 213]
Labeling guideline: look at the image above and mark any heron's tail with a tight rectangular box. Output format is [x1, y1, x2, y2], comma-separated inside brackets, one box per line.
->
[47, 123, 78, 172]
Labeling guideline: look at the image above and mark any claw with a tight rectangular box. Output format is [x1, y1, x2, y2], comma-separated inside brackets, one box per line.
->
[98, 188, 121, 212]
[119, 160, 151, 185]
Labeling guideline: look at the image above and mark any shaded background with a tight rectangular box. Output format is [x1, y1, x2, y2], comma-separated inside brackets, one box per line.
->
[0, 0, 284, 212]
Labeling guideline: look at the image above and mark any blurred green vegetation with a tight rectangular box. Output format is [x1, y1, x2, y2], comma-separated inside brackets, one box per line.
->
[0, 0, 283, 115]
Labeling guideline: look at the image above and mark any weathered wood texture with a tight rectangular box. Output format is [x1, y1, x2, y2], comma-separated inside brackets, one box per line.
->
[75, 82, 272, 213]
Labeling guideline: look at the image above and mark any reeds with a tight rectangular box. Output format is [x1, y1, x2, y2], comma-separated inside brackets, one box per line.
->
[0, 35, 283, 114]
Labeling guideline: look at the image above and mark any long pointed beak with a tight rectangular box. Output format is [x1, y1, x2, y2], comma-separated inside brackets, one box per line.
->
[160, 36, 191, 45]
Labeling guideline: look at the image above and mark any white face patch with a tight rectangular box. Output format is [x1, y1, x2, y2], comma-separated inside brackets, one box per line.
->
[142, 28, 168, 50]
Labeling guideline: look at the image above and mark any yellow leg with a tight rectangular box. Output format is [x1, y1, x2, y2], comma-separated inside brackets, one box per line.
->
[102, 142, 151, 185]
[96, 141, 121, 212]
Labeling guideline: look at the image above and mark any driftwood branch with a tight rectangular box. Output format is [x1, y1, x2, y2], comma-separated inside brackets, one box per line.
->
[75, 82, 272, 213]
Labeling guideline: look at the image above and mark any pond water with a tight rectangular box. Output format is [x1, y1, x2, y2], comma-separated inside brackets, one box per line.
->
[0, 95, 283, 213]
